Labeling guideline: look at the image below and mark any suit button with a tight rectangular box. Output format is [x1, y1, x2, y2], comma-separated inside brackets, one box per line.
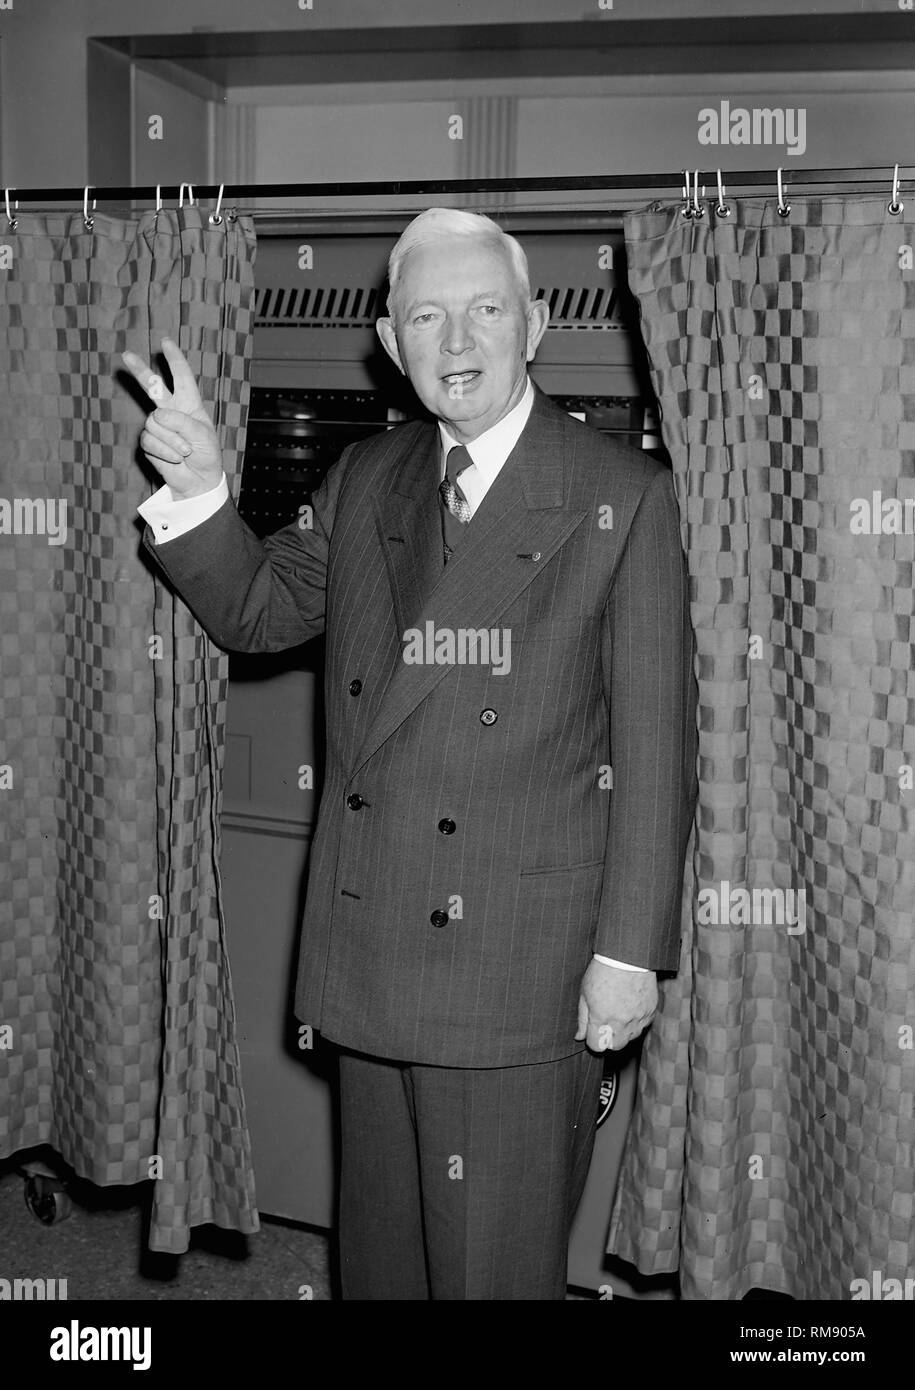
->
[480, 708, 498, 725]
[349, 679, 362, 696]
[347, 793, 364, 810]
[438, 818, 456, 834]
[430, 909, 449, 928]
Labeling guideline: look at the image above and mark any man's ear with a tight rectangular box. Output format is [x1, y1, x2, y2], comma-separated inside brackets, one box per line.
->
[525, 299, 551, 362]
[376, 317, 405, 375]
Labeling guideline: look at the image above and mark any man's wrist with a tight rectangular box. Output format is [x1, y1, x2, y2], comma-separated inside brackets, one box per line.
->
[169, 474, 225, 501]
[592, 952, 649, 973]
[138, 474, 228, 544]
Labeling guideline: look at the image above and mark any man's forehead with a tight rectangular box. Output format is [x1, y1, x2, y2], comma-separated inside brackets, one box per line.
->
[401, 238, 512, 283]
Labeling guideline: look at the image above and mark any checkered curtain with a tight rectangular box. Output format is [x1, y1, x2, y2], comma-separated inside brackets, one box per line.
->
[608, 194, 915, 1299]
[0, 208, 259, 1253]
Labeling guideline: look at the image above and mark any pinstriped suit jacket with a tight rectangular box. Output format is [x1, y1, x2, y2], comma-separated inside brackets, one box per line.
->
[142, 385, 698, 1067]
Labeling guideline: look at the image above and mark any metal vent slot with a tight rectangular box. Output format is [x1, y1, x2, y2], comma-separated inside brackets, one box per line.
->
[255, 283, 380, 327]
[536, 285, 623, 329]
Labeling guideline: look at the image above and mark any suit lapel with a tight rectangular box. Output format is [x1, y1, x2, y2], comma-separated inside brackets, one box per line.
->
[374, 421, 444, 640]
[355, 389, 587, 777]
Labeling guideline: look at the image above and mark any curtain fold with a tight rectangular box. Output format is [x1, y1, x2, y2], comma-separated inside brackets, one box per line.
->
[609, 194, 915, 1299]
[0, 207, 259, 1253]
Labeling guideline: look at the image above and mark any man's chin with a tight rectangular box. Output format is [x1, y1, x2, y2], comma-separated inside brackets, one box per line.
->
[435, 386, 491, 418]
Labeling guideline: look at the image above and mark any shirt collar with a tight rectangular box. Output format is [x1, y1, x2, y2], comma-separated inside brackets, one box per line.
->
[438, 377, 535, 481]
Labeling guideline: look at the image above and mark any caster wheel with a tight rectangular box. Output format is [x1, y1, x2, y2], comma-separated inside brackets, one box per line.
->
[24, 1174, 73, 1224]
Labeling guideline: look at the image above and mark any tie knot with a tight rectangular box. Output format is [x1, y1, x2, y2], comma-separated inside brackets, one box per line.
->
[446, 444, 473, 486]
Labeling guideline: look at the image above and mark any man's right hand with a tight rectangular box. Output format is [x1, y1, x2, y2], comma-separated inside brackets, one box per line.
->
[122, 337, 223, 499]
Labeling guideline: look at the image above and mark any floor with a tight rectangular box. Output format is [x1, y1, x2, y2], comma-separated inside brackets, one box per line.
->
[0, 1153, 332, 1301]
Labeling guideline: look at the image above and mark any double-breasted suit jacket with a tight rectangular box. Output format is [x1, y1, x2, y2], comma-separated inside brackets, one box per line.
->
[143, 385, 698, 1068]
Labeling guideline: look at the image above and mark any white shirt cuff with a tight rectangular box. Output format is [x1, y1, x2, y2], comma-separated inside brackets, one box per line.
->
[138, 474, 229, 543]
[593, 953, 649, 972]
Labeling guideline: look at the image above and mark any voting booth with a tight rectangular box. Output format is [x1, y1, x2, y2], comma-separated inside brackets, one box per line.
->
[222, 217, 672, 1295]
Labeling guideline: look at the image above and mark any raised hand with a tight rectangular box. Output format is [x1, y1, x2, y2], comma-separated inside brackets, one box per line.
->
[122, 337, 223, 499]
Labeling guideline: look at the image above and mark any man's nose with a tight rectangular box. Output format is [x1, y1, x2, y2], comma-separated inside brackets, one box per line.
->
[440, 315, 475, 356]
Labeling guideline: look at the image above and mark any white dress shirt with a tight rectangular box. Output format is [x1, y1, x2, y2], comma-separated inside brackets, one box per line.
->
[137, 377, 645, 973]
[438, 375, 534, 508]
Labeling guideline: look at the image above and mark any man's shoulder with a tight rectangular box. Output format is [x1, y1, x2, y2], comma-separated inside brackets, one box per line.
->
[318, 417, 434, 510]
[336, 416, 433, 477]
[535, 392, 670, 496]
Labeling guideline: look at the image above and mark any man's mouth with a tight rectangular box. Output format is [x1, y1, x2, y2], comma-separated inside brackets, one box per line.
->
[442, 371, 481, 386]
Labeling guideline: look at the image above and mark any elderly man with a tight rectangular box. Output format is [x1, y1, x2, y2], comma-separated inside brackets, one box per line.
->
[123, 206, 697, 1300]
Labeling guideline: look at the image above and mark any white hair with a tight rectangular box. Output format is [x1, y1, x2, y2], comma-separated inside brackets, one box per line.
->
[385, 207, 531, 319]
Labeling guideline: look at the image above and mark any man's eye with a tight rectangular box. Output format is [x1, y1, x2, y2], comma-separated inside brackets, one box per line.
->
[478, 304, 500, 315]
[413, 313, 436, 325]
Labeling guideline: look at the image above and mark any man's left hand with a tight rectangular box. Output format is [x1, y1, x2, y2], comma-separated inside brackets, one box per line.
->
[575, 959, 658, 1052]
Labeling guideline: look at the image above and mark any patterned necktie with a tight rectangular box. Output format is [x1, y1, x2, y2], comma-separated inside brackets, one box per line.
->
[439, 444, 473, 523]
[439, 444, 472, 560]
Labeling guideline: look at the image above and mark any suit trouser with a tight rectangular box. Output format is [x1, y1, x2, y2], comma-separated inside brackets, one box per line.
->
[337, 1045, 604, 1300]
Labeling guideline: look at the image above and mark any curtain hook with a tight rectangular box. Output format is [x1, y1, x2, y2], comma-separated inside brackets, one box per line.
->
[691, 169, 706, 218]
[682, 169, 694, 219]
[5, 187, 18, 230]
[178, 182, 196, 209]
[155, 184, 163, 213]
[715, 168, 732, 218]
[888, 162, 904, 216]
[776, 167, 791, 219]
[208, 182, 225, 226]
[83, 185, 95, 231]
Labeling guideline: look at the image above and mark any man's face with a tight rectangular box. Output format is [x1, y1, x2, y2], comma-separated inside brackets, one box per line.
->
[376, 236, 549, 443]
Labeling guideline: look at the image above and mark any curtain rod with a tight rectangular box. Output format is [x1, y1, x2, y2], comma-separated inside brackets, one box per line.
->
[4, 167, 910, 203]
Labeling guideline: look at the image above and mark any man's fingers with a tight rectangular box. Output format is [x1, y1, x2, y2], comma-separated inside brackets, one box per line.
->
[122, 340, 200, 408]
[586, 1019, 638, 1052]
[121, 350, 149, 381]
[575, 994, 588, 1042]
[160, 337, 202, 404]
[143, 417, 192, 457]
[139, 429, 188, 468]
[150, 406, 198, 435]
[121, 351, 170, 404]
